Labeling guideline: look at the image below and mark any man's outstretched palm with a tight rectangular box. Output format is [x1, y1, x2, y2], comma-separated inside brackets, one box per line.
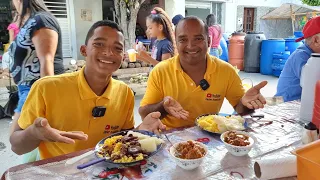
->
[163, 96, 189, 120]
[241, 81, 267, 109]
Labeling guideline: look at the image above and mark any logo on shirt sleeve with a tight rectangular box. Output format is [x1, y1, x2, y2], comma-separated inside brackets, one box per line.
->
[206, 93, 221, 101]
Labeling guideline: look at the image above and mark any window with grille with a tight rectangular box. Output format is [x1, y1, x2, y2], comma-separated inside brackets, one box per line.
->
[43, 0, 72, 58]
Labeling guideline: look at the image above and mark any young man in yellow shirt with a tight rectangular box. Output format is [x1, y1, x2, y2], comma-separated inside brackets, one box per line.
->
[9, 20, 165, 160]
[139, 17, 268, 129]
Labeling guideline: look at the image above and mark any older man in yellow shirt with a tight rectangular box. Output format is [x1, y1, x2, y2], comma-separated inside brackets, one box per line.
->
[139, 16, 267, 129]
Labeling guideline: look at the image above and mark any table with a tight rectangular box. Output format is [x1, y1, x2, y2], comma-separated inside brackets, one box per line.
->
[2, 101, 302, 180]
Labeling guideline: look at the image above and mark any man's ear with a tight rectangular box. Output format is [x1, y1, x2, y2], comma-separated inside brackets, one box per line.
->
[80, 45, 87, 57]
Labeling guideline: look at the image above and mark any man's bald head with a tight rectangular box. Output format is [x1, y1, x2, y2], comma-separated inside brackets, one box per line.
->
[174, 16, 211, 66]
[175, 16, 209, 38]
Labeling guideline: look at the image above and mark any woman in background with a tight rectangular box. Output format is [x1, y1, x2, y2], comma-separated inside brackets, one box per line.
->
[206, 14, 222, 58]
[9, 0, 64, 163]
[137, 7, 176, 66]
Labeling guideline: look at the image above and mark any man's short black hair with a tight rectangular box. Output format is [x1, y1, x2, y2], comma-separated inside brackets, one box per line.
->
[85, 20, 123, 45]
[175, 16, 209, 37]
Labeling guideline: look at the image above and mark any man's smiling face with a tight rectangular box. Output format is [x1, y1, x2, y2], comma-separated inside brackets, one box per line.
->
[81, 26, 124, 77]
[175, 18, 210, 65]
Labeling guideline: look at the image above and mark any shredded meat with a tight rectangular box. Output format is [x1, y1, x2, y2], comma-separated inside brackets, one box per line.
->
[224, 131, 250, 146]
[175, 141, 206, 159]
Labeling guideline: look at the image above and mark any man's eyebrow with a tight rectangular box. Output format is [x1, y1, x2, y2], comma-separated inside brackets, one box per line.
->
[93, 37, 107, 41]
[177, 35, 187, 38]
[194, 34, 205, 37]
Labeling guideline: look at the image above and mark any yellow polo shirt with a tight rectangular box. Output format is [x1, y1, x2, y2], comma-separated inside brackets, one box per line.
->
[140, 55, 245, 129]
[18, 67, 134, 159]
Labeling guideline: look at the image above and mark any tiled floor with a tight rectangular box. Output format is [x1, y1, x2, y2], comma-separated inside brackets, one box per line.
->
[0, 72, 279, 175]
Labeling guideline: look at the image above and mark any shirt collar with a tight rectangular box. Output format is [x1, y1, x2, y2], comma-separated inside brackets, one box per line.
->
[304, 43, 314, 54]
[174, 53, 217, 77]
[78, 67, 113, 100]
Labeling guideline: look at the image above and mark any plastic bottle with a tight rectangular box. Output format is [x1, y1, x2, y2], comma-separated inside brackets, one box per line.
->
[301, 122, 318, 144]
[300, 53, 320, 122]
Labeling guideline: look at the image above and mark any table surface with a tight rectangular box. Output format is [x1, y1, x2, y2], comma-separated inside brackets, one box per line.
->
[2, 101, 302, 180]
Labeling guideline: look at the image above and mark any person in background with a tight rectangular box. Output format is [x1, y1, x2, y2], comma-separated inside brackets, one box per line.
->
[276, 16, 320, 102]
[7, 11, 20, 43]
[172, 14, 184, 28]
[139, 16, 268, 129]
[10, 20, 164, 160]
[206, 14, 222, 58]
[2, 11, 20, 72]
[9, 0, 64, 163]
[136, 7, 176, 66]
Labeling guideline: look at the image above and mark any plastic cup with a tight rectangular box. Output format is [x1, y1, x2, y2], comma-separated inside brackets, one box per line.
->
[127, 49, 137, 62]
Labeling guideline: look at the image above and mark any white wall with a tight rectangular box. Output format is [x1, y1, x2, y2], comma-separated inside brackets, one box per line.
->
[222, 2, 237, 33]
[165, 0, 186, 19]
[69, 0, 103, 60]
[236, 0, 283, 7]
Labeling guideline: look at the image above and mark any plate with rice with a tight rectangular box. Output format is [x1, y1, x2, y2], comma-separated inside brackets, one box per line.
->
[195, 113, 248, 134]
[95, 130, 164, 165]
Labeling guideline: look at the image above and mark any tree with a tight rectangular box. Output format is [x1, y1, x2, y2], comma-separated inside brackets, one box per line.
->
[114, 0, 146, 51]
[302, 0, 320, 6]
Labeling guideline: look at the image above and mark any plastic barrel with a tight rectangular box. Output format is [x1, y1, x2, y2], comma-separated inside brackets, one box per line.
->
[244, 32, 266, 73]
[285, 38, 303, 55]
[271, 51, 290, 77]
[294, 31, 304, 38]
[229, 32, 246, 70]
[220, 38, 228, 62]
[260, 39, 285, 75]
[223, 33, 230, 46]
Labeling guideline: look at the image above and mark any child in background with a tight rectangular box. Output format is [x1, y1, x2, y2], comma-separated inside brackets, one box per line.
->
[137, 7, 176, 66]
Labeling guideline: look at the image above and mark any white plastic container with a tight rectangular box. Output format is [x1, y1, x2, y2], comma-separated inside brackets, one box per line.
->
[300, 53, 320, 122]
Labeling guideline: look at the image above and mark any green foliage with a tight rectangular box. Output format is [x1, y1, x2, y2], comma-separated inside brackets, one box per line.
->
[302, 0, 320, 6]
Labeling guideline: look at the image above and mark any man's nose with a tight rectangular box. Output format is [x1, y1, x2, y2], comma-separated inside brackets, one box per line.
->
[102, 48, 114, 56]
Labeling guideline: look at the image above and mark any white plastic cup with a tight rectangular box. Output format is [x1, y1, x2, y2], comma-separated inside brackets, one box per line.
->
[127, 49, 137, 62]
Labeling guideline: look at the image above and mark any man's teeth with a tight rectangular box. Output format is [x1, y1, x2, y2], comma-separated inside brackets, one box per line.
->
[187, 52, 198, 54]
[99, 60, 113, 64]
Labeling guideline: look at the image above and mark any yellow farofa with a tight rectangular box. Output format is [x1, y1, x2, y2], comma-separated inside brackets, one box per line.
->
[104, 135, 123, 147]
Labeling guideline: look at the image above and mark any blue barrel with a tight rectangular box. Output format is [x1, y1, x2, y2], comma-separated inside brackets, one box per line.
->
[294, 31, 304, 38]
[223, 33, 231, 46]
[271, 51, 290, 77]
[285, 38, 303, 54]
[220, 38, 228, 62]
[260, 39, 286, 75]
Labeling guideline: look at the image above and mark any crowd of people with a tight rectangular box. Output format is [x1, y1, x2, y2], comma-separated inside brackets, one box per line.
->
[3, 0, 320, 164]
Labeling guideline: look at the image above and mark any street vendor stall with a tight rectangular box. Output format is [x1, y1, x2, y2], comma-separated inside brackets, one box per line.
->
[260, 3, 320, 39]
[1, 101, 308, 180]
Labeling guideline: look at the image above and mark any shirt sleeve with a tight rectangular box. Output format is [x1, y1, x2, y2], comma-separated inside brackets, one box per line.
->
[30, 13, 60, 38]
[161, 41, 174, 55]
[140, 69, 164, 107]
[122, 88, 135, 129]
[7, 23, 17, 31]
[18, 81, 46, 130]
[225, 68, 245, 107]
[292, 55, 309, 79]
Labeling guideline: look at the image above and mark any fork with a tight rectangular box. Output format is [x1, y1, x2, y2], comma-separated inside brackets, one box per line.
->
[163, 134, 181, 157]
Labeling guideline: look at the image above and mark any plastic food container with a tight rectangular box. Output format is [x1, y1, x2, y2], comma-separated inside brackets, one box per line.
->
[292, 140, 320, 179]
